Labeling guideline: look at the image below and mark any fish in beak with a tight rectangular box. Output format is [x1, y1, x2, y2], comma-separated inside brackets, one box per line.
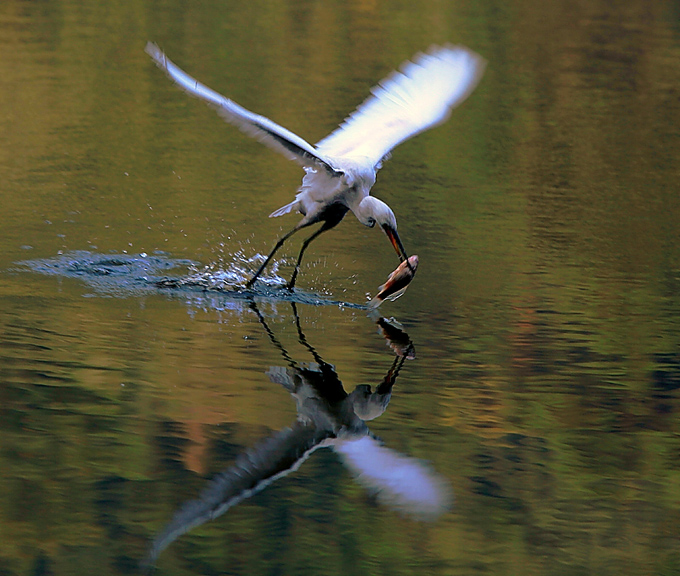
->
[369, 255, 419, 308]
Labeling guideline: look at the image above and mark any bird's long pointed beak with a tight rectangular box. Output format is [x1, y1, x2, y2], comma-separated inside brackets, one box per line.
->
[383, 225, 414, 271]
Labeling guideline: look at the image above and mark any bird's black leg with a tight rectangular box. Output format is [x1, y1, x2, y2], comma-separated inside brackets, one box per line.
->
[287, 221, 335, 290]
[291, 302, 324, 365]
[249, 302, 297, 367]
[246, 227, 300, 288]
[377, 354, 407, 395]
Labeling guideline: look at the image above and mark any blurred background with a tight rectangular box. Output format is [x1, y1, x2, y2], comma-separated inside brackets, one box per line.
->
[1, 0, 679, 574]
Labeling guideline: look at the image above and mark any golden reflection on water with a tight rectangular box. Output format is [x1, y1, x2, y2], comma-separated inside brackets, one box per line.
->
[1, 0, 680, 574]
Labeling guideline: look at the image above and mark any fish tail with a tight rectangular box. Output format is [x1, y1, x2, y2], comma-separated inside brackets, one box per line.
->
[368, 296, 383, 309]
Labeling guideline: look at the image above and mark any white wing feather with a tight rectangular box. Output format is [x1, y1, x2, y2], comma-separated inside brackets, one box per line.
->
[316, 44, 486, 165]
[145, 43, 337, 173]
[335, 435, 452, 520]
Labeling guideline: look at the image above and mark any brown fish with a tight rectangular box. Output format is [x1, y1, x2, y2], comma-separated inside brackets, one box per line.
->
[369, 255, 419, 308]
[376, 316, 416, 359]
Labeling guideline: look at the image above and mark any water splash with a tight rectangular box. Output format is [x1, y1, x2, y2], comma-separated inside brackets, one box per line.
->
[16, 250, 196, 296]
[15, 251, 367, 310]
[178, 250, 288, 291]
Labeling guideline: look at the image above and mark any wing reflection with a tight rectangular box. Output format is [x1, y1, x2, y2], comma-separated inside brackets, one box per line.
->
[144, 305, 451, 568]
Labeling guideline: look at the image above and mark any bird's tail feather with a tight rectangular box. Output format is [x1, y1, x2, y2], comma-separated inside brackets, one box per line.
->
[269, 200, 297, 218]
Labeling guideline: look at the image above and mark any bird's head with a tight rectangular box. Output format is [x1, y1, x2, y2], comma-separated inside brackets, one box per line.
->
[357, 196, 409, 263]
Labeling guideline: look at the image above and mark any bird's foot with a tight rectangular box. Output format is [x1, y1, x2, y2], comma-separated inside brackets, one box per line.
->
[245, 275, 265, 290]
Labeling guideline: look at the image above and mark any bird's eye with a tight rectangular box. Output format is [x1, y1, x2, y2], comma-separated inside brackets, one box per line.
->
[367, 217, 376, 228]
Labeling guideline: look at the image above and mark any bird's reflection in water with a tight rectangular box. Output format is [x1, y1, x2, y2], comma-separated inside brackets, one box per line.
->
[144, 305, 451, 567]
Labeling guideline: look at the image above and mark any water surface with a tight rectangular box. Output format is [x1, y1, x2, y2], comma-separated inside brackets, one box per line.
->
[1, 1, 680, 574]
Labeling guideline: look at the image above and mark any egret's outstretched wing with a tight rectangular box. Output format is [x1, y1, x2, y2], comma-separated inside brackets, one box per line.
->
[316, 44, 486, 166]
[143, 422, 330, 568]
[335, 435, 452, 520]
[145, 43, 339, 175]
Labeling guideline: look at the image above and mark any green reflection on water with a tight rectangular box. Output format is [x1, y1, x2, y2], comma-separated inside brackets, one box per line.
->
[1, 0, 680, 575]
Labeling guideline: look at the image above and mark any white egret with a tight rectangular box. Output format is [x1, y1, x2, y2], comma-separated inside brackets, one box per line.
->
[145, 42, 486, 289]
[143, 303, 448, 567]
